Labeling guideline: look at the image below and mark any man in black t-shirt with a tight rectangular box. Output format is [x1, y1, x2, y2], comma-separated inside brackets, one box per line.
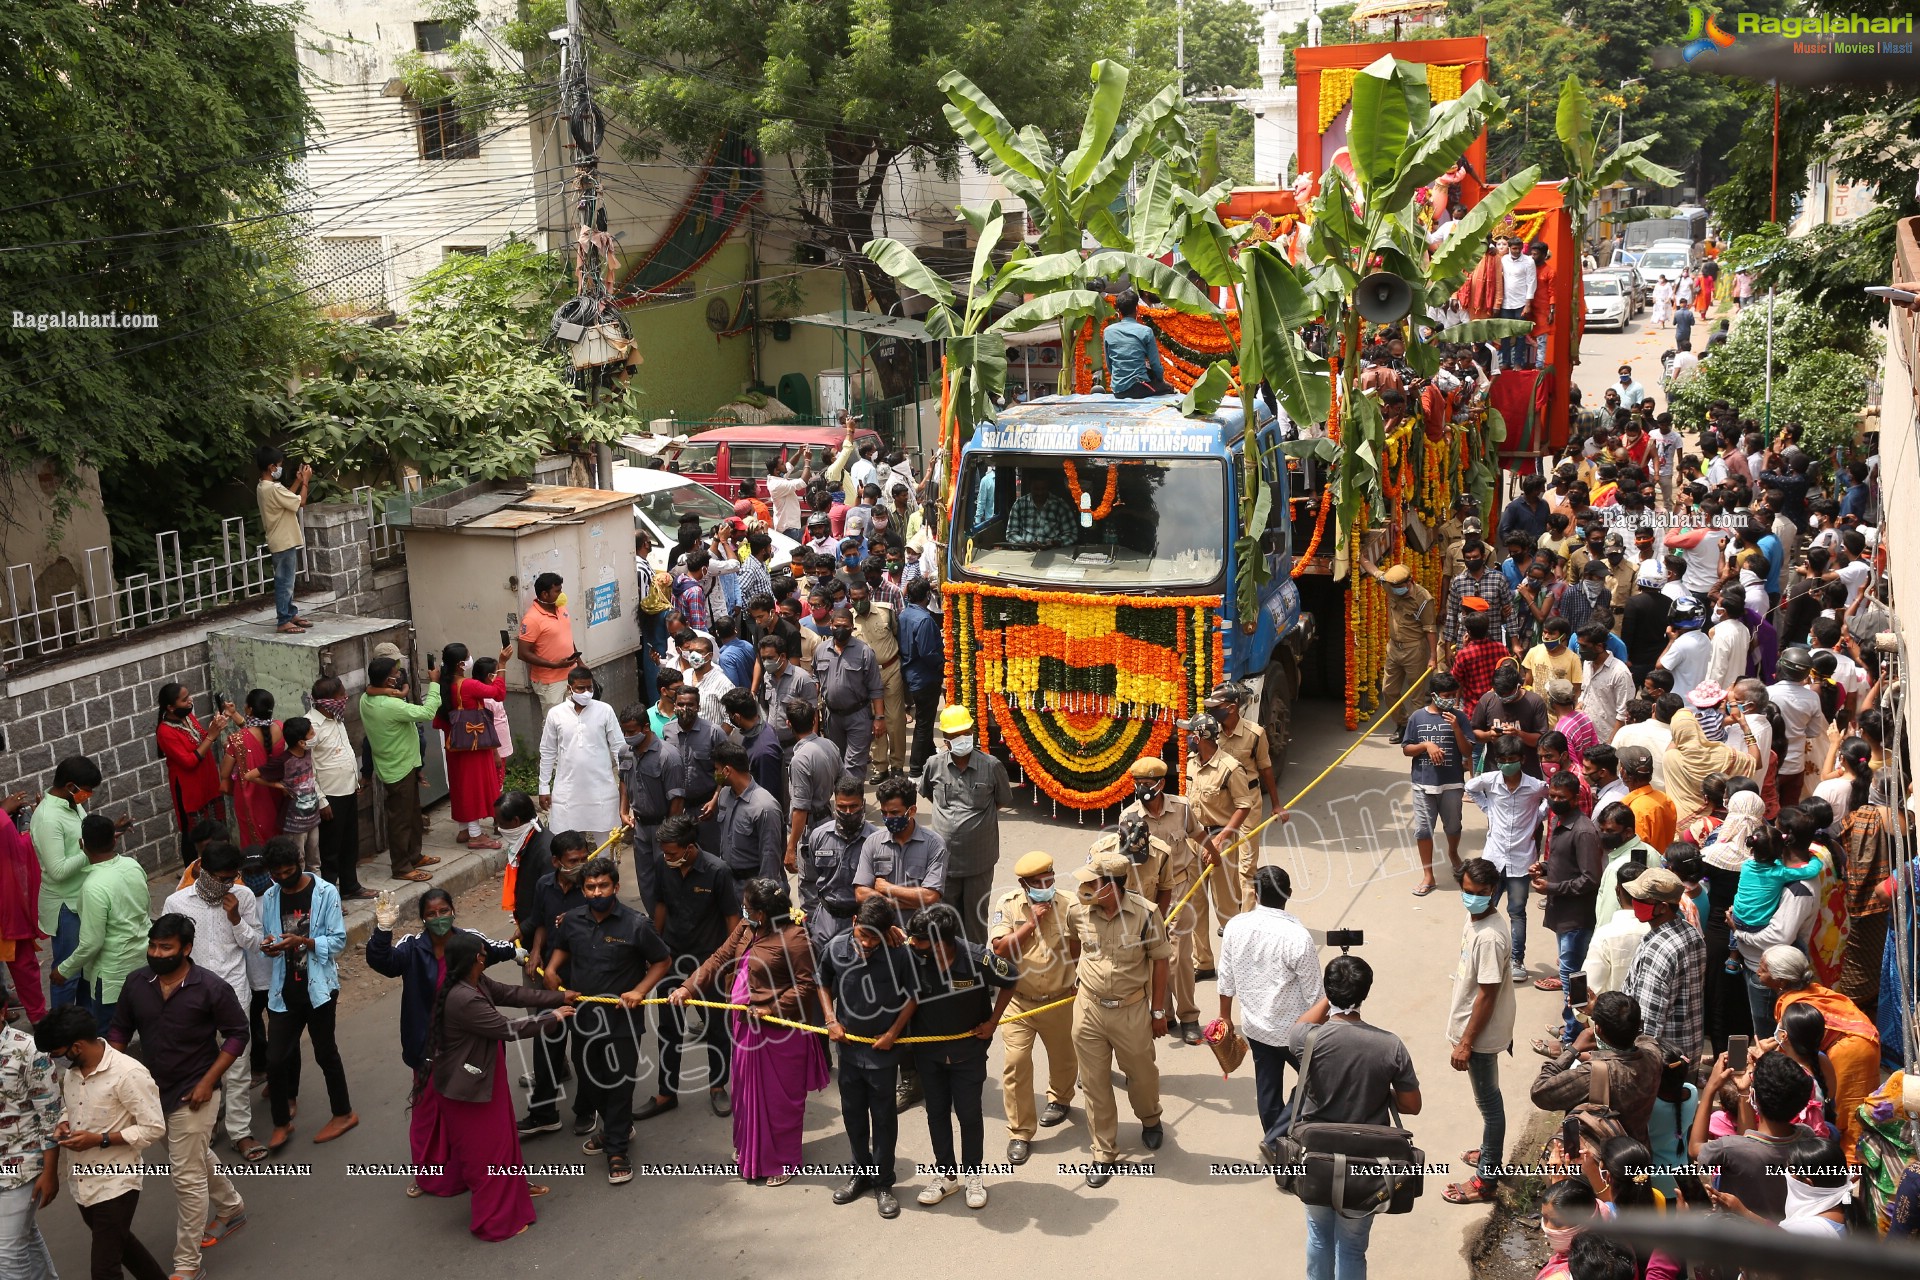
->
[518, 831, 593, 1137]
[642, 815, 742, 1123]
[818, 898, 918, 1220]
[545, 855, 670, 1186]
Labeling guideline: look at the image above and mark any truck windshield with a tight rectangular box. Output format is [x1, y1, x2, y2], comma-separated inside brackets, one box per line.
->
[956, 455, 1226, 589]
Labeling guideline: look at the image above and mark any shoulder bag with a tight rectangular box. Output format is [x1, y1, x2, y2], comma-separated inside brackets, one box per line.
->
[444, 683, 500, 753]
[1271, 1025, 1426, 1216]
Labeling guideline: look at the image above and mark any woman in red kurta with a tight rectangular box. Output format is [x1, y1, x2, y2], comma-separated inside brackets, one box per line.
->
[434, 641, 514, 849]
[155, 681, 230, 868]
[0, 791, 45, 1021]
[223, 688, 285, 847]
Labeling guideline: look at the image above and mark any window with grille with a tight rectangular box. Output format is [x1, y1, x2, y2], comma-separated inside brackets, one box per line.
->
[443, 245, 488, 260]
[417, 101, 479, 161]
[414, 21, 460, 52]
[304, 236, 387, 312]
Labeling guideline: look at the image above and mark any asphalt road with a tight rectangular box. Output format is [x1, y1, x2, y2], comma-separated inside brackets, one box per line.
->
[30, 695, 1585, 1280]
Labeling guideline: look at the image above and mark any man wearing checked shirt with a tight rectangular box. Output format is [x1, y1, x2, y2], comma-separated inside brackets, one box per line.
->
[1003, 470, 1081, 549]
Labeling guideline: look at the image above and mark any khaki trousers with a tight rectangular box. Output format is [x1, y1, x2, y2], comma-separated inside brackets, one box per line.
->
[869, 663, 908, 773]
[1000, 995, 1077, 1141]
[1071, 997, 1161, 1162]
[1190, 857, 1240, 968]
[1380, 651, 1429, 730]
[166, 1095, 244, 1274]
[1164, 874, 1201, 1022]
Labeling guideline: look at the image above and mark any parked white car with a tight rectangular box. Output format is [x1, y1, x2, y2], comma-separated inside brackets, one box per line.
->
[1582, 273, 1630, 332]
[605, 462, 798, 575]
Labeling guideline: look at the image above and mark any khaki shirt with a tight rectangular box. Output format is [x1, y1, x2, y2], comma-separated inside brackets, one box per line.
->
[1185, 747, 1256, 828]
[1120, 794, 1201, 882]
[853, 603, 899, 666]
[1384, 581, 1437, 662]
[1089, 831, 1174, 902]
[1067, 891, 1173, 1001]
[1217, 716, 1272, 778]
[1606, 556, 1638, 611]
[1438, 519, 1465, 580]
[988, 891, 1078, 1001]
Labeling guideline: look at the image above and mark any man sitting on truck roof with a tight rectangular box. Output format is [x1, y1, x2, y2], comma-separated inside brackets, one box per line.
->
[1004, 470, 1080, 549]
[1105, 290, 1175, 399]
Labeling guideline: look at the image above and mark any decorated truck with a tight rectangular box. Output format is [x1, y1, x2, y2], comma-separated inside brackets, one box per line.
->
[940, 394, 1311, 811]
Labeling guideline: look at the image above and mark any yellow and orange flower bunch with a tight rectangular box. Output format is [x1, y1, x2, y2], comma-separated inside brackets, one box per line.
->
[1062, 461, 1121, 520]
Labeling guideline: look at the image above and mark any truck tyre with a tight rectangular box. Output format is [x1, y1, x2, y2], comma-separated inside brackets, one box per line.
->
[1261, 647, 1299, 786]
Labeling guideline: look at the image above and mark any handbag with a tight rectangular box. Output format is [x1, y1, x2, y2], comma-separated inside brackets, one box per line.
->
[1203, 1019, 1249, 1077]
[1270, 1026, 1426, 1216]
[444, 686, 499, 753]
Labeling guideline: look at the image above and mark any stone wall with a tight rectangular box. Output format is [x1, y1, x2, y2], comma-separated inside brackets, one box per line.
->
[0, 502, 407, 872]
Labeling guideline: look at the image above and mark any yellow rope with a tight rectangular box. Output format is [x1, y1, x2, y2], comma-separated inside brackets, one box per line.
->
[560, 993, 1076, 1047]
[1159, 665, 1435, 925]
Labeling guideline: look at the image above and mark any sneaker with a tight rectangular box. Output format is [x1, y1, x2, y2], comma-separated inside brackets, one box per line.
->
[917, 1176, 960, 1206]
[1510, 965, 1527, 984]
[964, 1173, 987, 1210]
[516, 1115, 561, 1137]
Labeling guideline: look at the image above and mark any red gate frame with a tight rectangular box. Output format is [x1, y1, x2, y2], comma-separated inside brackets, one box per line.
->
[1293, 38, 1490, 208]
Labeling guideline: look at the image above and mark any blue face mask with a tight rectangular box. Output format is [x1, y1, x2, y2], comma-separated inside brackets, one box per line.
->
[1462, 891, 1493, 914]
[1025, 885, 1056, 903]
[883, 814, 911, 836]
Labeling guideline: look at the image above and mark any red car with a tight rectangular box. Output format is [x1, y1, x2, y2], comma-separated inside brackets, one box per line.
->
[675, 424, 885, 501]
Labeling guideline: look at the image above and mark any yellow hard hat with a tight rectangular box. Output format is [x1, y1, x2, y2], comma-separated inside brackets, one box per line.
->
[936, 705, 975, 735]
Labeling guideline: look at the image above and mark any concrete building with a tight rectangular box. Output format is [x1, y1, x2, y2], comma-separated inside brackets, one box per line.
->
[1249, 2, 1305, 185]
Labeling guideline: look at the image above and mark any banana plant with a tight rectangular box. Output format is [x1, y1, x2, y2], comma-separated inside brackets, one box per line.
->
[1553, 74, 1683, 365]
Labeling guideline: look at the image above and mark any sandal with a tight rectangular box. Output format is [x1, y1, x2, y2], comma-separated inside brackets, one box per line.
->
[1460, 1149, 1481, 1168]
[233, 1138, 269, 1164]
[200, 1212, 247, 1247]
[528, 1184, 550, 1198]
[398, 870, 432, 883]
[1532, 977, 1563, 992]
[1531, 1037, 1565, 1058]
[416, 855, 441, 868]
[1411, 882, 1436, 897]
[468, 835, 502, 850]
[1443, 1177, 1496, 1205]
[406, 1183, 424, 1199]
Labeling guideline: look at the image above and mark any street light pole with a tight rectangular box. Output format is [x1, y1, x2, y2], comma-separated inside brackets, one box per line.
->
[1616, 77, 1643, 154]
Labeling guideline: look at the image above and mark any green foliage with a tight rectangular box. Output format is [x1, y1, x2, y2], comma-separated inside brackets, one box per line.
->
[1444, 0, 1599, 179]
[1118, 0, 1261, 183]
[1667, 301, 1878, 452]
[394, 0, 548, 133]
[0, 0, 313, 557]
[257, 242, 637, 492]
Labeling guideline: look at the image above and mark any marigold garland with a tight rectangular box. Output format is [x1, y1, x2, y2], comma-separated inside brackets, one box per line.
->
[1062, 460, 1120, 520]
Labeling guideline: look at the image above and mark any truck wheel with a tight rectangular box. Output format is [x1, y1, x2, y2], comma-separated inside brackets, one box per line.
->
[1262, 648, 1299, 786]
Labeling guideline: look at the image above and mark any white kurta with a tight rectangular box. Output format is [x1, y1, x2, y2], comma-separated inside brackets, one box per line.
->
[539, 698, 625, 835]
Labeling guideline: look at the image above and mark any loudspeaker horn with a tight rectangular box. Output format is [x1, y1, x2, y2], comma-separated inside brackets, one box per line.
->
[1355, 271, 1413, 325]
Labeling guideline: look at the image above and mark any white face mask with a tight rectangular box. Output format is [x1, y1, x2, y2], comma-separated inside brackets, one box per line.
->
[269, 465, 283, 480]
[948, 734, 975, 756]
[686, 651, 707, 669]
[570, 690, 593, 706]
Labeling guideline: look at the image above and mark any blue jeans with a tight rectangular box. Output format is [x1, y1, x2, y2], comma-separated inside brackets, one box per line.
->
[48, 906, 80, 1010]
[272, 546, 300, 624]
[84, 980, 117, 1039]
[0, 1181, 56, 1280]
[1467, 1050, 1505, 1186]
[1743, 969, 1778, 1039]
[1493, 874, 1529, 967]
[1496, 307, 1531, 369]
[1557, 927, 1594, 1044]
[1305, 1203, 1376, 1280]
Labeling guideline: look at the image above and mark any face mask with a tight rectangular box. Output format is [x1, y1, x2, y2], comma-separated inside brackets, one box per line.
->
[882, 813, 911, 836]
[1464, 560, 1485, 574]
[313, 695, 348, 720]
[623, 731, 648, 751]
[571, 690, 594, 706]
[1543, 1222, 1581, 1254]
[1499, 761, 1524, 778]
[1025, 885, 1056, 903]
[887, 563, 903, 576]
[270, 465, 283, 480]
[1546, 638, 1565, 651]
[1631, 899, 1658, 923]
[835, 810, 865, 838]
[588, 895, 615, 917]
[1433, 698, 1457, 713]
[425, 915, 455, 937]
[195, 876, 229, 905]
[948, 734, 974, 756]
[831, 627, 854, 645]
[1619, 376, 1630, 385]
[1133, 783, 1162, 804]
[1600, 829, 1628, 849]
[1389, 584, 1409, 597]
[147, 953, 184, 976]
[686, 651, 707, 669]
[557, 865, 583, 885]
[1462, 891, 1493, 914]
[853, 599, 871, 616]
[663, 854, 692, 870]
[677, 709, 698, 728]
[1548, 797, 1576, 817]
[764, 657, 784, 676]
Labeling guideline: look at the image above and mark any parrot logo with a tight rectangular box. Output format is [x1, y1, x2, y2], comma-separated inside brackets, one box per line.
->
[1680, 8, 1736, 60]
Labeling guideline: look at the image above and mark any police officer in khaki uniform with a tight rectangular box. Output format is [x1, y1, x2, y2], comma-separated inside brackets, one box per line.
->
[848, 581, 908, 779]
[1209, 683, 1281, 818]
[1182, 713, 1257, 974]
[987, 852, 1078, 1165]
[1121, 758, 1204, 1042]
[1438, 494, 1478, 582]
[1067, 849, 1172, 1185]
[1360, 558, 1438, 745]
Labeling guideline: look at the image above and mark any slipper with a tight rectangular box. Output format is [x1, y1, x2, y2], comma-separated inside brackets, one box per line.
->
[528, 1184, 550, 1198]
[233, 1138, 268, 1164]
[1412, 883, 1436, 897]
[345, 889, 378, 900]
[416, 856, 442, 868]
[1532, 1037, 1565, 1058]
[1442, 1177, 1496, 1205]
[1532, 977, 1563, 992]
[398, 871, 432, 882]
[200, 1212, 247, 1247]
[406, 1183, 424, 1199]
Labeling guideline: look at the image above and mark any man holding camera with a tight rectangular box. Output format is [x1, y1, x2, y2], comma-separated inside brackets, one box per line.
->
[255, 446, 313, 635]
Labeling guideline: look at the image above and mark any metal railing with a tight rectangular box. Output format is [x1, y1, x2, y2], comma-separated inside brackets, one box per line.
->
[0, 518, 283, 667]
[353, 480, 418, 566]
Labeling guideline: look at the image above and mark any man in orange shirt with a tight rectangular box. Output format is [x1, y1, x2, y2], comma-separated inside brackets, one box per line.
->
[1527, 241, 1554, 371]
[1617, 746, 1676, 853]
[518, 572, 581, 713]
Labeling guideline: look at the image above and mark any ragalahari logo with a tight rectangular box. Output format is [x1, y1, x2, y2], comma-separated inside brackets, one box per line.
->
[1680, 7, 1737, 60]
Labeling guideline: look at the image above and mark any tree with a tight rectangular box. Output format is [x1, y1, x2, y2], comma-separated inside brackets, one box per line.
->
[256, 241, 639, 490]
[1667, 301, 1877, 457]
[0, 0, 312, 556]
[1443, 0, 1599, 180]
[1121, 0, 1262, 183]
[592, 0, 1109, 400]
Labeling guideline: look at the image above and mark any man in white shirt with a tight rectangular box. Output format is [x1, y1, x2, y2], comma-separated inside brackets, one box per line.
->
[1496, 238, 1537, 371]
[1577, 624, 1633, 742]
[1655, 597, 1712, 702]
[1611, 700, 1672, 792]
[1216, 866, 1322, 1138]
[538, 666, 630, 848]
[1767, 649, 1829, 805]
[1832, 533, 1872, 607]
[1667, 524, 1725, 604]
[307, 677, 372, 900]
[764, 457, 807, 539]
[1464, 737, 1550, 982]
[1704, 589, 1751, 690]
[1583, 864, 1651, 995]
[160, 842, 264, 1161]
[1725, 679, 1774, 774]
